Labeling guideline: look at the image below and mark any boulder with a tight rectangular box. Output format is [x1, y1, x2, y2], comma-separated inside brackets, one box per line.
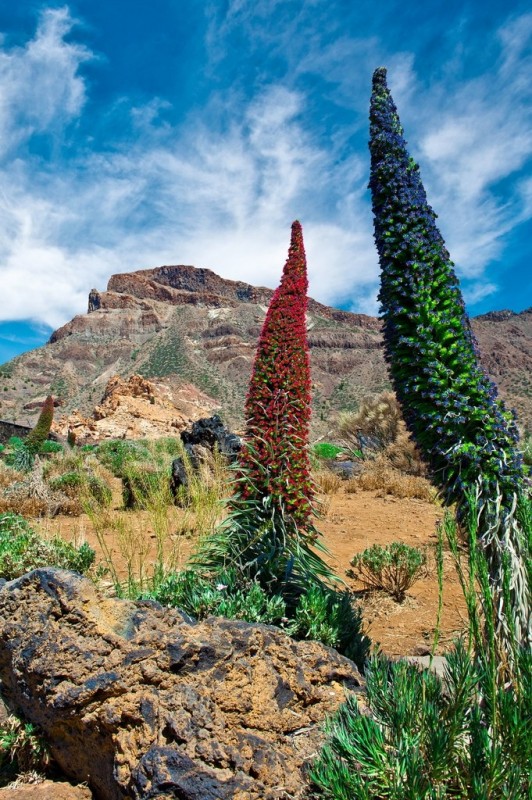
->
[0, 570, 362, 800]
[171, 415, 242, 497]
[0, 781, 93, 799]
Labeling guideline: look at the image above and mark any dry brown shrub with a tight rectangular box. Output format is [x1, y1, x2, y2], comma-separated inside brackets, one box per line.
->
[314, 469, 343, 495]
[0, 461, 77, 517]
[0, 463, 23, 489]
[0, 495, 50, 517]
[344, 477, 360, 494]
[339, 391, 402, 455]
[384, 428, 426, 476]
[338, 391, 427, 478]
[349, 462, 436, 502]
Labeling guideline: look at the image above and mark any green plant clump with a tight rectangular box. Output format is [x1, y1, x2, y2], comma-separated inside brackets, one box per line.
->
[49, 471, 112, 507]
[39, 440, 63, 454]
[0, 513, 95, 579]
[144, 568, 368, 665]
[311, 642, 531, 800]
[347, 542, 426, 602]
[313, 442, 345, 460]
[0, 714, 51, 782]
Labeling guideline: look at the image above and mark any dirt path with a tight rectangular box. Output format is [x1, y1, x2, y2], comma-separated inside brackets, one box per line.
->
[34, 488, 468, 658]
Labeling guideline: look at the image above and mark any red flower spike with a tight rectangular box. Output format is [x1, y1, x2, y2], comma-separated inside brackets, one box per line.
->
[238, 221, 314, 528]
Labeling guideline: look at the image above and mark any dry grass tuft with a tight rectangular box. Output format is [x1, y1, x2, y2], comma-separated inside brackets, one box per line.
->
[314, 469, 343, 495]
[345, 462, 436, 502]
[338, 391, 426, 477]
[354, 462, 437, 502]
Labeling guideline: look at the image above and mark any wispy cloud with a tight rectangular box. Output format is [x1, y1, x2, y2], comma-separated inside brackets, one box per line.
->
[0, 4, 531, 336]
[0, 7, 90, 156]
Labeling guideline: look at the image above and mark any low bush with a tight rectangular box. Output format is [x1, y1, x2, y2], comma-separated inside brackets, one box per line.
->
[313, 442, 345, 460]
[310, 642, 531, 799]
[38, 440, 63, 454]
[0, 513, 95, 579]
[315, 469, 343, 495]
[347, 542, 426, 601]
[144, 568, 369, 665]
[48, 471, 112, 507]
[96, 437, 181, 478]
[96, 439, 152, 477]
[346, 464, 435, 501]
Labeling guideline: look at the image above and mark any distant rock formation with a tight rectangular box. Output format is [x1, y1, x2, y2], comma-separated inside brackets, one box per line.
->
[51, 374, 219, 444]
[1, 264, 530, 435]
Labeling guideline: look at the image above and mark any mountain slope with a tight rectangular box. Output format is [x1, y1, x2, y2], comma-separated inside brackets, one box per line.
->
[1, 265, 531, 436]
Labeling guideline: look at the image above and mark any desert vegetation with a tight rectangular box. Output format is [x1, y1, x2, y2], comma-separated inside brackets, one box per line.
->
[0, 70, 530, 799]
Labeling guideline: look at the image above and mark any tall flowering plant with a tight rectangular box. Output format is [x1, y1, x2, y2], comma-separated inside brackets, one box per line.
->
[369, 67, 530, 652]
[238, 220, 314, 529]
[25, 395, 54, 453]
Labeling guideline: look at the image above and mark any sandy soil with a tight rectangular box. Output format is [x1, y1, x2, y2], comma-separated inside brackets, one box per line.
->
[34, 487, 468, 658]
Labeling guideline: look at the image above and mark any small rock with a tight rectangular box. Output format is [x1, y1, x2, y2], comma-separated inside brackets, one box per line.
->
[0, 781, 93, 799]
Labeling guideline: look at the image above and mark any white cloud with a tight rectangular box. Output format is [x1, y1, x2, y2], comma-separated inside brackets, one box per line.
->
[0, 4, 531, 335]
[0, 7, 90, 156]
[414, 16, 532, 278]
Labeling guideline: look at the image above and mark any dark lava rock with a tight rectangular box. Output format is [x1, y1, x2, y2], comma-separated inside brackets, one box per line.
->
[0, 569, 362, 800]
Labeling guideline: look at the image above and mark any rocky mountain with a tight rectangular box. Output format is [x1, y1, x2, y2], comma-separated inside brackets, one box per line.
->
[0, 264, 531, 438]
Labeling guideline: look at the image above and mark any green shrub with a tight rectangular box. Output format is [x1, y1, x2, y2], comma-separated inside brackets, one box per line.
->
[313, 442, 345, 460]
[145, 568, 369, 667]
[347, 542, 426, 602]
[39, 440, 63, 454]
[96, 439, 152, 477]
[49, 471, 84, 493]
[311, 642, 531, 799]
[49, 471, 112, 507]
[0, 444, 4, 454]
[0, 513, 95, 579]
[292, 583, 368, 664]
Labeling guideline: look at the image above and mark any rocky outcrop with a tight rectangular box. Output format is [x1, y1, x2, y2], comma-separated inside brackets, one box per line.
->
[171, 415, 242, 497]
[52, 375, 219, 444]
[0, 569, 362, 800]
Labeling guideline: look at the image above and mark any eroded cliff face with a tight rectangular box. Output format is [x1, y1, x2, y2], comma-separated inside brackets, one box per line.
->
[1, 264, 531, 435]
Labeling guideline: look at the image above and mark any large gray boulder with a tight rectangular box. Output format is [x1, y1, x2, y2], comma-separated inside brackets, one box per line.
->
[0, 570, 362, 799]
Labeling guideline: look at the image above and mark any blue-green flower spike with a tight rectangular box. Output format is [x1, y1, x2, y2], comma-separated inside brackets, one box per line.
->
[369, 66, 530, 653]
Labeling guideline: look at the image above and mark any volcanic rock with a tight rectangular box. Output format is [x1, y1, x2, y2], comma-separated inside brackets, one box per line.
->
[0, 569, 362, 800]
[0, 782, 93, 800]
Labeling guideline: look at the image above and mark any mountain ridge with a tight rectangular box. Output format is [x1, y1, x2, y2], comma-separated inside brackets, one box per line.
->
[1, 264, 531, 436]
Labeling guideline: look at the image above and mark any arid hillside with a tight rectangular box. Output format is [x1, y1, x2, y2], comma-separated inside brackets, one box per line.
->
[1, 264, 530, 436]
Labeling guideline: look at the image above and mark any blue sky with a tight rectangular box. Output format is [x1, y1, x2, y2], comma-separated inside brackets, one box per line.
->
[0, 1, 531, 363]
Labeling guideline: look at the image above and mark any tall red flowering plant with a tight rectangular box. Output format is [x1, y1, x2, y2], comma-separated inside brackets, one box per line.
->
[238, 220, 314, 528]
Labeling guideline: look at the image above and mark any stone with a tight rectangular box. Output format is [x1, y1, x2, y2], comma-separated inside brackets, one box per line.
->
[0, 781, 93, 799]
[0, 569, 362, 800]
[171, 415, 242, 497]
